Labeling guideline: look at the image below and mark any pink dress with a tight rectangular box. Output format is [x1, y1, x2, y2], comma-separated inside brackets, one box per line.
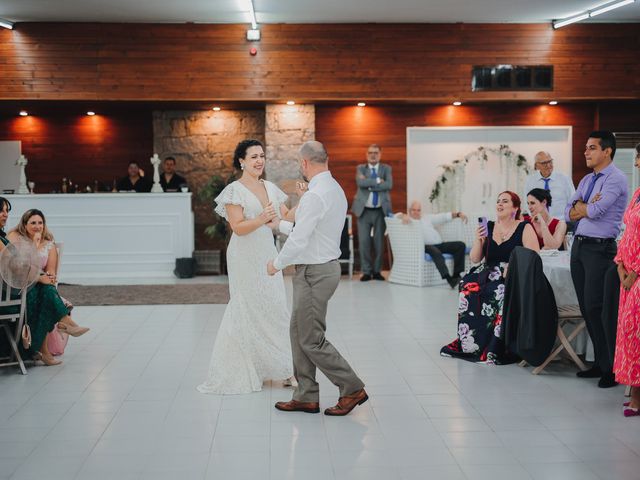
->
[613, 188, 640, 386]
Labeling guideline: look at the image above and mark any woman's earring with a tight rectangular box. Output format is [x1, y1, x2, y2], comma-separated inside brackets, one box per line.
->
[240, 163, 244, 170]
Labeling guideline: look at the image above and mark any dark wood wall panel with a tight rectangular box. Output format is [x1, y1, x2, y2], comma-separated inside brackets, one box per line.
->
[0, 110, 153, 193]
[316, 103, 599, 214]
[0, 23, 638, 101]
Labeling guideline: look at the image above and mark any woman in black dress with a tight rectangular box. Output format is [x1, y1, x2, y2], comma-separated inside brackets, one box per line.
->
[440, 191, 540, 364]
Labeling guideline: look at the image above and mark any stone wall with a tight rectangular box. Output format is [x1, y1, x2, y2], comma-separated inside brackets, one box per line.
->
[152, 105, 315, 254]
[153, 109, 265, 249]
[264, 104, 315, 206]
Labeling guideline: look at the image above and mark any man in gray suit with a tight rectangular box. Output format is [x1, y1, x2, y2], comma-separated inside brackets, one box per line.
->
[352, 144, 393, 281]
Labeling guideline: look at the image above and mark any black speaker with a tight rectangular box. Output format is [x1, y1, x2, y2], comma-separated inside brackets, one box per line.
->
[174, 257, 197, 278]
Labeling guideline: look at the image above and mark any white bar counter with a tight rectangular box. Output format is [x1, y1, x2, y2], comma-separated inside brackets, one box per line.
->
[4, 193, 194, 283]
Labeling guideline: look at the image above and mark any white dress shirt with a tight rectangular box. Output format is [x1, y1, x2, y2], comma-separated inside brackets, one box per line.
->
[420, 213, 453, 245]
[395, 212, 452, 245]
[523, 170, 576, 219]
[364, 163, 383, 208]
[273, 171, 347, 270]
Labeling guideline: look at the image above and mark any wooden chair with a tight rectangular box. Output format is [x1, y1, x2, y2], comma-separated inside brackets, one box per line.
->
[529, 304, 587, 375]
[0, 278, 28, 375]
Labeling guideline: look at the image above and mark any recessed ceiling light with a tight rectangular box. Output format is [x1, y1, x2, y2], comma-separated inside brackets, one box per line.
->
[452, 101, 462, 106]
[86, 111, 96, 116]
[286, 100, 295, 105]
[19, 110, 28, 116]
[212, 106, 221, 111]
[548, 101, 558, 106]
[357, 102, 366, 107]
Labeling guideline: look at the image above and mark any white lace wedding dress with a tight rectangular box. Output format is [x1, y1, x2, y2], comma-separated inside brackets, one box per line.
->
[197, 180, 293, 394]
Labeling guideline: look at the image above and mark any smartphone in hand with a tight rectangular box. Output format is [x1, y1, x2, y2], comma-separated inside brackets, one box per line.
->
[478, 216, 488, 236]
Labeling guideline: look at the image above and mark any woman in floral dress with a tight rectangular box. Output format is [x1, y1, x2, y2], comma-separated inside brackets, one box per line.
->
[440, 191, 539, 363]
[614, 144, 640, 416]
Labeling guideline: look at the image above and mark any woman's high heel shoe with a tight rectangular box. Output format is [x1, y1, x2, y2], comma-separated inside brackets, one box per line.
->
[34, 352, 62, 366]
[57, 323, 90, 337]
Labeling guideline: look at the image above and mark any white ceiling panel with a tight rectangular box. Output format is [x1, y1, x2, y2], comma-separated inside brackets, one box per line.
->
[0, 0, 638, 24]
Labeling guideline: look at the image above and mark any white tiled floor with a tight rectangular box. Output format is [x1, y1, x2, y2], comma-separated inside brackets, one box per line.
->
[1, 278, 639, 480]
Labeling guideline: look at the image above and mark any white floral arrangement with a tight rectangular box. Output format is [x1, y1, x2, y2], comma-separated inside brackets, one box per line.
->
[429, 145, 530, 211]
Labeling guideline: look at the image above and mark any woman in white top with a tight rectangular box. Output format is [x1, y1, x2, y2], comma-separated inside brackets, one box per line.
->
[197, 140, 296, 394]
[5, 209, 89, 366]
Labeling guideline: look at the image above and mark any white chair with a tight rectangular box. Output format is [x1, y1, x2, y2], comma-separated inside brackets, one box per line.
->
[0, 279, 28, 375]
[338, 215, 354, 279]
[54, 241, 63, 283]
[385, 216, 476, 287]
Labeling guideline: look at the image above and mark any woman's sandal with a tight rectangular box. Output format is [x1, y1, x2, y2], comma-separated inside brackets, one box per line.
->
[57, 323, 90, 337]
[34, 352, 62, 366]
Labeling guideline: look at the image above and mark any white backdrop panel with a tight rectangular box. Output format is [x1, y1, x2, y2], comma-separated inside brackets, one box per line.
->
[0, 141, 21, 192]
[406, 126, 573, 218]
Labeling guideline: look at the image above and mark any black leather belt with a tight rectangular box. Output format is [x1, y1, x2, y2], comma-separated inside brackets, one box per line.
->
[575, 235, 615, 244]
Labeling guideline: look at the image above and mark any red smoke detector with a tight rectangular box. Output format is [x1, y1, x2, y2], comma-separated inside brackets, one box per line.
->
[250, 47, 257, 56]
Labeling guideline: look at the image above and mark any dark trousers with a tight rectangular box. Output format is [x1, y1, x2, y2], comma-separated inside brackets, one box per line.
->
[425, 241, 466, 279]
[602, 263, 621, 373]
[570, 239, 617, 372]
[357, 207, 386, 275]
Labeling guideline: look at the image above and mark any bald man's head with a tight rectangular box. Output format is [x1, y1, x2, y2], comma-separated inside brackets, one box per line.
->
[409, 201, 422, 220]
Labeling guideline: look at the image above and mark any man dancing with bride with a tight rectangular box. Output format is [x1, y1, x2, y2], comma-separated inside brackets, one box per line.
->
[197, 139, 295, 394]
[268, 141, 367, 416]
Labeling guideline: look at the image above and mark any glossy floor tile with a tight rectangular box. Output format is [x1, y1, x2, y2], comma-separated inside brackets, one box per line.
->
[0, 277, 637, 479]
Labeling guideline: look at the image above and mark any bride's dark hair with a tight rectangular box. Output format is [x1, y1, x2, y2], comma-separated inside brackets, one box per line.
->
[233, 139, 264, 170]
[0, 196, 11, 237]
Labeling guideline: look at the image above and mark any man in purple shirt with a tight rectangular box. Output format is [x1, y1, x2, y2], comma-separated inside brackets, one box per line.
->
[565, 130, 628, 388]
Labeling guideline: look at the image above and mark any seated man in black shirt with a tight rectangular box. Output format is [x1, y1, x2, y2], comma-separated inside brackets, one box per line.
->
[116, 161, 152, 192]
[160, 157, 188, 192]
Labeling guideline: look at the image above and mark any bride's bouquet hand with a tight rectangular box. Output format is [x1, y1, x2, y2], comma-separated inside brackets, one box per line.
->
[259, 202, 277, 224]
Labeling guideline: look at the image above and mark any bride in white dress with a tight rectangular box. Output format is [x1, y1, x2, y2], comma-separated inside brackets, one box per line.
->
[197, 140, 295, 394]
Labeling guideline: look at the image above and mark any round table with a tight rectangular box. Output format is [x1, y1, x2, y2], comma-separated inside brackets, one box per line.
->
[541, 250, 594, 361]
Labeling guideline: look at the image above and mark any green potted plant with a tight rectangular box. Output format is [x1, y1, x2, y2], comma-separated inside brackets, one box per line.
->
[196, 172, 237, 274]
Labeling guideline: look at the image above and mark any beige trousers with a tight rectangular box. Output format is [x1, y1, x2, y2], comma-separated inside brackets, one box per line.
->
[290, 260, 364, 403]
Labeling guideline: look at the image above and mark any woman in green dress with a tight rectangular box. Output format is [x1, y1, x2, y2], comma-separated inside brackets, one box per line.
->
[1, 203, 89, 366]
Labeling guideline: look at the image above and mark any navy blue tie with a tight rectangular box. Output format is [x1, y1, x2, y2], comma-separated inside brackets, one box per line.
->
[542, 178, 550, 191]
[583, 173, 603, 203]
[371, 168, 379, 207]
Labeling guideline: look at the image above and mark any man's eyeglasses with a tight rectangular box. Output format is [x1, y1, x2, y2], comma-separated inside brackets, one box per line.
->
[537, 160, 553, 167]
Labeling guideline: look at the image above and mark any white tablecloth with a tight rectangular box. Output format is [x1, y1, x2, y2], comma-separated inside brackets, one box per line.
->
[541, 251, 577, 306]
[541, 251, 594, 361]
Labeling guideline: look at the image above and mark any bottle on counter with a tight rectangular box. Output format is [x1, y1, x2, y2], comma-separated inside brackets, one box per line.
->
[94, 180, 99, 193]
[61, 177, 68, 193]
[112, 179, 118, 193]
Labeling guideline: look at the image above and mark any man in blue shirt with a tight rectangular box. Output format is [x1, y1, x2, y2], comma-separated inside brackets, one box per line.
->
[566, 130, 628, 388]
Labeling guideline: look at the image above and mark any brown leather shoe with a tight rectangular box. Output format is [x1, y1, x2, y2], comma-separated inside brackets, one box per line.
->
[324, 389, 368, 416]
[274, 400, 320, 414]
